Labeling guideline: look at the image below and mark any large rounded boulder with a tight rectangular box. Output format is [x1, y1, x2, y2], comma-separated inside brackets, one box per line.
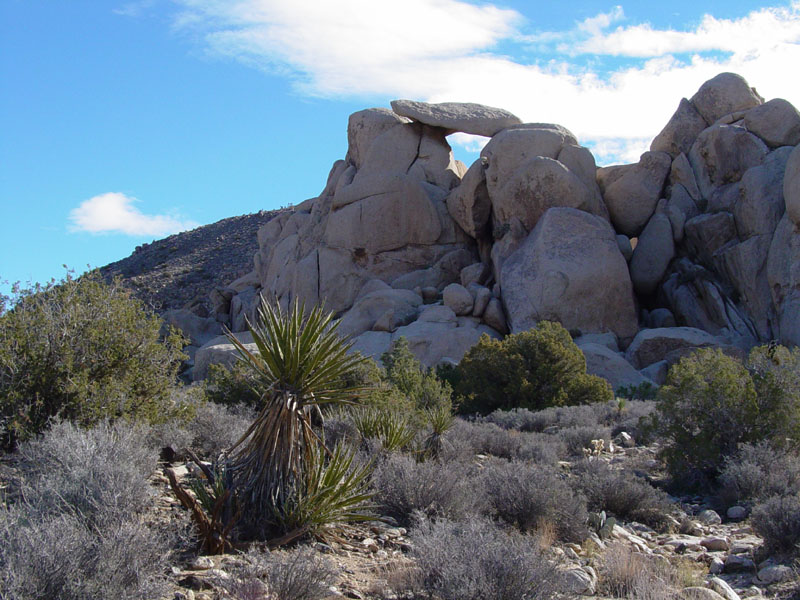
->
[500, 207, 638, 341]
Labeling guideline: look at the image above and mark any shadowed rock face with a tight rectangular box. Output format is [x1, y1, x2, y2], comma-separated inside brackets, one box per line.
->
[112, 77, 800, 382]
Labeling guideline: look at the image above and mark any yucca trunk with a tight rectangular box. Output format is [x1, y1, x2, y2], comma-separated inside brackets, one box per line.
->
[226, 390, 318, 512]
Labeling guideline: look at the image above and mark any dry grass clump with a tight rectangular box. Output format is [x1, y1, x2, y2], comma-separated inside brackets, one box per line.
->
[481, 458, 588, 542]
[405, 517, 563, 600]
[371, 454, 484, 526]
[215, 546, 337, 600]
[597, 542, 681, 600]
[574, 460, 674, 531]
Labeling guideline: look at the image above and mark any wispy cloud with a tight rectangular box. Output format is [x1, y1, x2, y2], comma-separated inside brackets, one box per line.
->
[68, 192, 198, 236]
[169, 0, 800, 164]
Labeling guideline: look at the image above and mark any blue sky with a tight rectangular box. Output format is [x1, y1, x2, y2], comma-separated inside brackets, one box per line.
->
[2, 0, 799, 294]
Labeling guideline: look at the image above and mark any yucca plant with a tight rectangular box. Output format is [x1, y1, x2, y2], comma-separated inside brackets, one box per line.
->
[272, 443, 374, 543]
[351, 405, 417, 452]
[224, 296, 371, 539]
[423, 401, 456, 458]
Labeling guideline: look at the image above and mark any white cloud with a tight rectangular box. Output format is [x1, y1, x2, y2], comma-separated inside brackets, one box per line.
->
[171, 0, 800, 165]
[573, 3, 800, 57]
[68, 192, 198, 236]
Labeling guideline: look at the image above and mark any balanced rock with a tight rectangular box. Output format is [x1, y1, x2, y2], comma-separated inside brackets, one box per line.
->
[688, 124, 768, 201]
[347, 108, 408, 169]
[338, 286, 422, 338]
[690, 72, 763, 125]
[390, 99, 521, 137]
[598, 151, 672, 237]
[734, 146, 792, 239]
[482, 124, 578, 198]
[629, 201, 675, 295]
[767, 215, 800, 346]
[446, 158, 491, 238]
[651, 98, 708, 157]
[785, 143, 800, 225]
[501, 207, 638, 340]
[443, 283, 474, 316]
[625, 327, 725, 369]
[579, 343, 651, 390]
[193, 332, 256, 381]
[490, 156, 600, 233]
[744, 98, 800, 147]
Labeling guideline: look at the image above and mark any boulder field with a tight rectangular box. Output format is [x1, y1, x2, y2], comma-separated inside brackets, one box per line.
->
[186, 72, 800, 391]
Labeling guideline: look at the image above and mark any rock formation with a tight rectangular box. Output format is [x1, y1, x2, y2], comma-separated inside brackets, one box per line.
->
[189, 72, 800, 391]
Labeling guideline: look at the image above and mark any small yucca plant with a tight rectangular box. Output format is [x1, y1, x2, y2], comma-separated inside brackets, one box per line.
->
[351, 405, 417, 452]
[224, 297, 371, 540]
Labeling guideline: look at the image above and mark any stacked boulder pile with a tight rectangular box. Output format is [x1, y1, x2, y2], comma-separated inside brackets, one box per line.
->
[192, 72, 800, 390]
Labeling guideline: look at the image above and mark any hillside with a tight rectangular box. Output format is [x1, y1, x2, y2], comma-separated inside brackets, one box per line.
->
[100, 210, 282, 314]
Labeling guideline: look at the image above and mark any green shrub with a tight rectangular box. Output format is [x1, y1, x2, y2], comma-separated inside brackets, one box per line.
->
[0, 271, 188, 449]
[651, 345, 800, 484]
[204, 361, 262, 408]
[381, 337, 452, 411]
[448, 321, 612, 415]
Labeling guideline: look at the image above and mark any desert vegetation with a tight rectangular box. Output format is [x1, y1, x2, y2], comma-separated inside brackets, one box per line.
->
[1, 273, 800, 599]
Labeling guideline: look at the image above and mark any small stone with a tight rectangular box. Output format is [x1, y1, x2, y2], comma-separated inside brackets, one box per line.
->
[189, 556, 215, 570]
[709, 576, 742, 600]
[726, 506, 747, 520]
[701, 537, 730, 552]
[756, 564, 793, 584]
[174, 591, 195, 600]
[179, 575, 212, 591]
[679, 588, 726, 600]
[442, 283, 474, 316]
[697, 509, 722, 525]
[709, 557, 725, 574]
[725, 554, 756, 572]
[375, 549, 389, 559]
[562, 568, 596, 595]
[618, 431, 635, 447]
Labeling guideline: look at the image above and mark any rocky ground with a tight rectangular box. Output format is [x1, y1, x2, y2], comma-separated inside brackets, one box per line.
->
[152, 434, 800, 600]
[100, 211, 281, 315]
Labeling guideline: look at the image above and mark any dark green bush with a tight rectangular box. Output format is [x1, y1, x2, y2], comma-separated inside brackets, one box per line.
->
[381, 337, 452, 411]
[651, 345, 800, 484]
[0, 271, 188, 448]
[204, 361, 262, 408]
[448, 321, 612, 415]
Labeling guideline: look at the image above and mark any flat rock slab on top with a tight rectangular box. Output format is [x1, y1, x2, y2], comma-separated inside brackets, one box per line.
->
[390, 99, 522, 137]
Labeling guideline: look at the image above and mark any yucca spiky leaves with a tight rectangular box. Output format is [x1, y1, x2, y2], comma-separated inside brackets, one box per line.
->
[223, 297, 370, 534]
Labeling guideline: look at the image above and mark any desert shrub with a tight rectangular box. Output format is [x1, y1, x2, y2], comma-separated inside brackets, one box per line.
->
[650, 346, 800, 483]
[559, 424, 612, 456]
[183, 399, 254, 459]
[0, 508, 175, 600]
[598, 542, 682, 600]
[0, 271, 187, 448]
[216, 546, 338, 600]
[371, 454, 484, 526]
[205, 361, 262, 407]
[0, 420, 181, 599]
[11, 420, 157, 525]
[464, 420, 523, 458]
[407, 517, 562, 600]
[751, 494, 800, 556]
[516, 432, 566, 464]
[448, 322, 613, 415]
[484, 407, 543, 431]
[719, 442, 800, 506]
[573, 460, 672, 530]
[482, 458, 588, 542]
[381, 337, 452, 411]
